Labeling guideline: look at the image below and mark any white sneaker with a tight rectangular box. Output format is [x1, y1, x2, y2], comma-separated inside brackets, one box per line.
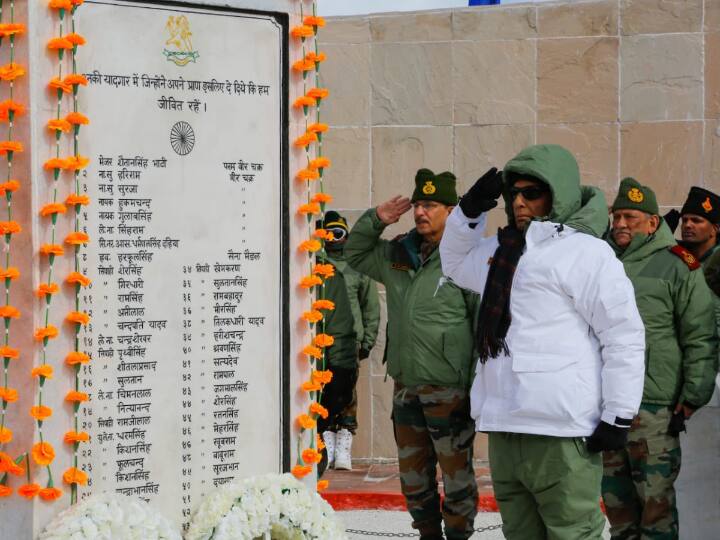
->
[334, 428, 353, 470]
[322, 431, 336, 469]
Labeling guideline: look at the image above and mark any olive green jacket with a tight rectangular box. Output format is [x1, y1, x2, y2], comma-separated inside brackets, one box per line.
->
[345, 209, 479, 389]
[609, 223, 718, 407]
[321, 249, 380, 369]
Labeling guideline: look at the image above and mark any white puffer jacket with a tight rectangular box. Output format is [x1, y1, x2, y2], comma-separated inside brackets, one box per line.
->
[440, 208, 645, 437]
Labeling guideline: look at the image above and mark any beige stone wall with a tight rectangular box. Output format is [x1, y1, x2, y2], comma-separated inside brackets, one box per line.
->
[319, 0, 720, 462]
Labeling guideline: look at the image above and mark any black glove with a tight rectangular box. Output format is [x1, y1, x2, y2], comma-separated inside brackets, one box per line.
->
[586, 421, 629, 453]
[358, 348, 370, 361]
[667, 410, 686, 437]
[458, 167, 504, 218]
[664, 209, 681, 234]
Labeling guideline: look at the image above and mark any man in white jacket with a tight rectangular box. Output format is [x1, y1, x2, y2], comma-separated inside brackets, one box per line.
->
[439, 144, 645, 539]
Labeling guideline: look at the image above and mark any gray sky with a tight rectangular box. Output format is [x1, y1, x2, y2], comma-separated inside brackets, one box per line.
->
[318, 0, 543, 16]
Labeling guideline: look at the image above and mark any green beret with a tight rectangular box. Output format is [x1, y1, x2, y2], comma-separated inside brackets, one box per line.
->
[411, 168, 458, 206]
[612, 177, 659, 215]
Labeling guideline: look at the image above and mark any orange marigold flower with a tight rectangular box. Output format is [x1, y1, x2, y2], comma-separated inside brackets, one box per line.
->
[64, 431, 90, 444]
[302, 345, 322, 359]
[313, 299, 336, 311]
[311, 193, 333, 204]
[65, 194, 90, 206]
[313, 229, 334, 241]
[18, 483, 40, 499]
[307, 87, 330, 100]
[40, 244, 64, 256]
[71, 0, 84, 5]
[0, 305, 20, 318]
[0, 268, 19, 282]
[313, 263, 335, 278]
[297, 413, 317, 430]
[65, 390, 89, 402]
[63, 467, 88, 485]
[49, 0, 73, 9]
[30, 405, 53, 421]
[64, 34, 86, 47]
[0, 426, 11, 443]
[1, 456, 23, 476]
[0, 141, 23, 154]
[291, 465, 312, 479]
[312, 370, 333, 385]
[44, 158, 68, 170]
[297, 202, 320, 216]
[315, 333, 335, 348]
[0, 221, 20, 235]
[0, 387, 18, 403]
[302, 310, 323, 324]
[309, 157, 332, 170]
[34, 325, 59, 341]
[36, 283, 59, 297]
[296, 168, 320, 181]
[292, 59, 315, 72]
[299, 275, 322, 289]
[306, 51, 327, 63]
[299, 240, 322, 253]
[64, 155, 90, 170]
[38, 487, 62, 501]
[66, 272, 91, 287]
[0, 63, 25, 82]
[64, 74, 88, 87]
[65, 351, 90, 365]
[293, 96, 316, 109]
[66, 311, 90, 325]
[290, 25, 314, 39]
[302, 448, 322, 464]
[65, 231, 90, 245]
[32, 442, 55, 465]
[47, 37, 74, 50]
[40, 203, 67, 217]
[307, 123, 329, 134]
[316, 434, 326, 451]
[48, 77, 72, 93]
[0, 100, 26, 117]
[31, 365, 54, 379]
[0, 23, 26, 37]
[0, 485, 11, 497]
[0, 345, 18, 359]
[304, 15, 326, 28]
[310, 402, 329, 419]
[0, 180, 19, 193]
[65, 112, 89, 125]
[301, 380, 322, 392]
[47, 119, 72, 133]
[294, 132, 318, 148]
[317, 480, 329, 491]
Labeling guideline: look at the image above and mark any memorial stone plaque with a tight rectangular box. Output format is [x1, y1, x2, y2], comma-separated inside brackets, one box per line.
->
[75, 1, 289, 531]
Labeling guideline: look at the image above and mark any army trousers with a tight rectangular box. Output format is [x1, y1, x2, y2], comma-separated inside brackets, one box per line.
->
[392, 382, 478, 540]
[602, 405, 681, 540]
[489, 432, 605, 540]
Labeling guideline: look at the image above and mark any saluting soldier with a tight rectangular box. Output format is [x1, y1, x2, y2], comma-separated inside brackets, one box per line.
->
[603, 178, 718, 539]
[345, 169, 479, 540]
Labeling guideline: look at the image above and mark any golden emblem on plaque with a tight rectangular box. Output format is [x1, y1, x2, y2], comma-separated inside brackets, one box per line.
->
[163, 15, 199, 66]
[627, 188, 644, 203]
[422, 181, 436, 195]
[703, 197, 713, 213]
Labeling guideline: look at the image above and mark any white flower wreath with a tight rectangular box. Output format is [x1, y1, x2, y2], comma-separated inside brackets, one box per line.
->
[38, 491, 182, 540]
[185, 473, 346, 540]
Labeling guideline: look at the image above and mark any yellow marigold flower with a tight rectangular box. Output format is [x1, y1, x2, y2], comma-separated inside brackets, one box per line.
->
[31, 442, 55, 465]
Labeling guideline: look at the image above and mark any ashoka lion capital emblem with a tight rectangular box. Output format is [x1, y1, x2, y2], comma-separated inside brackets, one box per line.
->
[163, 15, 199, 66]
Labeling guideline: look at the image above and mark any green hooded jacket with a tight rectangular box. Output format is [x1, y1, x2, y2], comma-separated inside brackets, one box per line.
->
[321, 248, 380, 369]
[344, 211, 479, 388]
[608, 222, 718, 407]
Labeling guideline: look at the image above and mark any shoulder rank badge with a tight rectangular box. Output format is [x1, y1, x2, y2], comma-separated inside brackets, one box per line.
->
[422, 181, 436, 195]
[670, 245, 701, 270]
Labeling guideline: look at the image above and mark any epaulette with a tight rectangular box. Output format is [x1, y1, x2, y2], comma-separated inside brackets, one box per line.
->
[669, 245, 701, 270]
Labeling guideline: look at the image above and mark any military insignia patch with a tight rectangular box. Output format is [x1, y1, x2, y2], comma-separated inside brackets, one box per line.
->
[703, 196, 713, 213]
[422, 181, 436, 195]
[391, 263, 410, 271]
[670, 245, 701, 270]
[628, 188, 644, 203]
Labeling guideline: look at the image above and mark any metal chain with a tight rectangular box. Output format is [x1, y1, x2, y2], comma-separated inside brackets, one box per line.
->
[345, 524, 503, 537]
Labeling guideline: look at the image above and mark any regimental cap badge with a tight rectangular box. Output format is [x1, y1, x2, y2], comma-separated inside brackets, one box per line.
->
[703, 196, 713, 213]
[163, 15, 200, 66]
[422, 181, 436, 195]
[628, 188, 644, 203]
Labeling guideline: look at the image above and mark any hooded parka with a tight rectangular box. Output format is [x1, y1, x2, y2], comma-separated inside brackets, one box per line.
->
[440, 145, 646, 437]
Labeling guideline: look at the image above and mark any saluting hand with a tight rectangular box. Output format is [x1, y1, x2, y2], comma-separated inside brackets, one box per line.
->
[376, 195, 412, 225]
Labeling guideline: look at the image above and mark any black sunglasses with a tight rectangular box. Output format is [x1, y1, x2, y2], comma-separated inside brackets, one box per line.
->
[326, 227, 348, 242]
[509, 185, 549, 201]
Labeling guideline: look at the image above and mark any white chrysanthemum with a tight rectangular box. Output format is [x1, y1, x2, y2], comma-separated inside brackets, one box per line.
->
[38, 492, 181, 540]
[185, 473, 346, 540]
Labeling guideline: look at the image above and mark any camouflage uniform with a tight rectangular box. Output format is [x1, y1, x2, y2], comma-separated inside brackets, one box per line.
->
[602, 406, 681, 539]
[393, 383, 478, 540]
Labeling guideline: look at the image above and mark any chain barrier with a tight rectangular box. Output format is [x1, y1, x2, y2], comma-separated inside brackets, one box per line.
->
[345, 523, 503, 537]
